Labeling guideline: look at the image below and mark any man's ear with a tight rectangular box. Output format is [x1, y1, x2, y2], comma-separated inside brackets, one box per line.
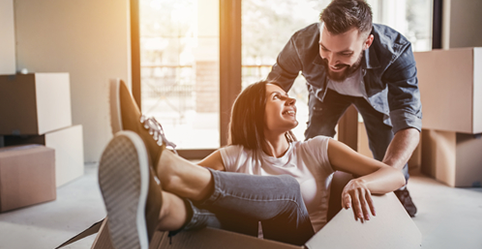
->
[364, 34, 374, 49]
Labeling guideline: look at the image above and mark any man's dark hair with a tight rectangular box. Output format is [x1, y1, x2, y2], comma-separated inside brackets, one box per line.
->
[228, 80, 296, 151]
[320, 0, 373, 35]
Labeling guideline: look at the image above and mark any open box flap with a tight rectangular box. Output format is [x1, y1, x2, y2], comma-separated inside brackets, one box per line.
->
[305, 192, 422, 249]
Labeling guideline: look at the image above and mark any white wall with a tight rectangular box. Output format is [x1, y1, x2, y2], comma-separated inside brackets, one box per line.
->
[0, 0, 16, 74]
[14, 0, 131, 162]
[443, 0, 482, 49]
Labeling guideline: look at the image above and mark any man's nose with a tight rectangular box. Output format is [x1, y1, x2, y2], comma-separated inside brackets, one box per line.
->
[323, 53, 339, 67]
[328, 54, 341, 67]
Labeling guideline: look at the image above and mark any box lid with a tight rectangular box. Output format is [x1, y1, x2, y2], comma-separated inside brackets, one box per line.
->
[305, 192, 421, 249]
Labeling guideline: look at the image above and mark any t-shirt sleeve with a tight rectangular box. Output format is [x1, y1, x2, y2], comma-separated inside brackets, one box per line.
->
[219, 145, 243, 172]
[304, 136, 334, 175]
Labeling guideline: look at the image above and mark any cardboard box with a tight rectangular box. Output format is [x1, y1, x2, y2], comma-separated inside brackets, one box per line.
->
[161, 193, 421, 249]
[57, 192, 421, 249]
[4, 125, 84, 187]
[0, 0, 16, 75]
[414, 47, 482, 134]
[421, 129, 482, 187]
[0, 73, 72, 135]
[0, 144, 56, 212]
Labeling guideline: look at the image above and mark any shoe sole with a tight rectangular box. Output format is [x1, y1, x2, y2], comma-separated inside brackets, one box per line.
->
[109, 78, 123, 134]
[98, 131, 149, 249]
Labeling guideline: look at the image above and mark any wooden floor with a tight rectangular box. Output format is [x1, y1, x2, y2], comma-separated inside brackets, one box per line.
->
[0, 164, 481, 249]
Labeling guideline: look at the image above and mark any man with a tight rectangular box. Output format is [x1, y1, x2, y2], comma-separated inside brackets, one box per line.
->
[267, 0, 421, 217]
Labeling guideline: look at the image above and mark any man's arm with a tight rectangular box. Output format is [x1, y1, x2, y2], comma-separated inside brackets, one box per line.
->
[382, 127, 419, 170]
[383, 43, 422, 170]
[266, 33, 304, 92]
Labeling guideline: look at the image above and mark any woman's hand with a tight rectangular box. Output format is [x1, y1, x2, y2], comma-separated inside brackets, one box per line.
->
[341, 178, 376, 221]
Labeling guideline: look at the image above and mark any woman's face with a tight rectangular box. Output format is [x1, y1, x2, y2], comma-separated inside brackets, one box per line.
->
[264, 83, 298, 133]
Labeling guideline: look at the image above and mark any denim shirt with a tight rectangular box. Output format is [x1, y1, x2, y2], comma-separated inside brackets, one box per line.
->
[267, 23, 422, 134]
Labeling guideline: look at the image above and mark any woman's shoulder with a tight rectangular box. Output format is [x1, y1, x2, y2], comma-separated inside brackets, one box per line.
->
[219, 144, 244, 154]
[297, 135, 332, 146]
[294, 135, 334, 173]
[218, 145, 258, 172]
[218, 144, 254, 159]
[291, 136, 332, 156]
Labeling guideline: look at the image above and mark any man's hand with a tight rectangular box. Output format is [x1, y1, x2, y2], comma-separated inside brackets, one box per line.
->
[341, 178, 376, 221]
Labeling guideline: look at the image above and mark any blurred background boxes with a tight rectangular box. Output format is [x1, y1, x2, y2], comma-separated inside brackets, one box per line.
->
[0, 145, 56, 212]
[421, 130, 482, 187]
[0, 72, 84, 187]
[415, 47, 482, 187]
[0, 73, 72, 135]
[415, 47, 482, 134]
[4, 125, 84, 187]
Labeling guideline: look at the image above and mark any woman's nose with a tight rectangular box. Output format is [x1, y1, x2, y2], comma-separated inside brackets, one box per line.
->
[286, 97, 296, 105]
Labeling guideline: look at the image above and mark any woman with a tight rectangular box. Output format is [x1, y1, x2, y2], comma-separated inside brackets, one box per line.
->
[149, 80, 405, 245]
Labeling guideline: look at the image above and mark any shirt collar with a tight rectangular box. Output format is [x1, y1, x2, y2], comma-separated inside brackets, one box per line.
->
[363, 29, 381, 70]
[363, 45, 381, 69]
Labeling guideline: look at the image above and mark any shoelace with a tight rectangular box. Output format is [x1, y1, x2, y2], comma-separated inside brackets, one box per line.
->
[140, 115, 178, 155]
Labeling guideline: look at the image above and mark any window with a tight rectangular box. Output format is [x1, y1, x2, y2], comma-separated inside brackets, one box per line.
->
[139, 0, 220, 150]
[368, 0, 433, 52]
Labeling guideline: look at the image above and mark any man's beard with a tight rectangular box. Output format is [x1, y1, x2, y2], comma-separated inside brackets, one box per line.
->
[322, 51, 364, 82]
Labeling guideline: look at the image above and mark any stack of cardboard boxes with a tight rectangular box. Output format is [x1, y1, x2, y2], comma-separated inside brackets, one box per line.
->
[415, 47, 482, 187]
[1, 1, 84, 212]
[0, 73, 84, 212]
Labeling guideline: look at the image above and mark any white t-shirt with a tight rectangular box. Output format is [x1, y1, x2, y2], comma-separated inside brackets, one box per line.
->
[327, 67, 366, 98]
[219, 136, 334, 232]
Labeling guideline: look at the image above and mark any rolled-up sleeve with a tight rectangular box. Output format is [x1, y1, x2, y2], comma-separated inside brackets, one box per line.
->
[385, 44, 423, 134]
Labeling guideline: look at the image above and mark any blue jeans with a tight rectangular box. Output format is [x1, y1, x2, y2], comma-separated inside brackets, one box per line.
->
[180, 169, 314, 246]
[305, 89, 409, 181]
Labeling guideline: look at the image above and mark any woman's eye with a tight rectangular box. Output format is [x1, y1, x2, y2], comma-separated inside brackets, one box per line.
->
[273, 95, 279, 99]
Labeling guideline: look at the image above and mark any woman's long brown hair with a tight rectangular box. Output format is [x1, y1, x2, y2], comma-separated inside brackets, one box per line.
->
[228, 81, 296, 151]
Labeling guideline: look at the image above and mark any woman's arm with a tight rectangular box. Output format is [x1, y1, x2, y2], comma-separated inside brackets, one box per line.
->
[197, 150, 226, 171]
[327, 139, 405, 220]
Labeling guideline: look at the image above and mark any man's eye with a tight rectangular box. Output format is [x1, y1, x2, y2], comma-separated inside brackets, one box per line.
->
[273, 95, 279, 99]
[342, 53, 353, 56]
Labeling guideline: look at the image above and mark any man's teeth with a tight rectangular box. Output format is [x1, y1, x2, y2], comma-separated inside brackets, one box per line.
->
[284, 111, 295, 114]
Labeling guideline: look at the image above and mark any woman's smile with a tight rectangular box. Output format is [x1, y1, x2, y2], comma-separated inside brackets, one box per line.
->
[265, 83, 299, 132]
[282, 109, 296, 117]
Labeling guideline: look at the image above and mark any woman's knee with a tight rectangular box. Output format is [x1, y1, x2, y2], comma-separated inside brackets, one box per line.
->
[277, 175, 301, 196]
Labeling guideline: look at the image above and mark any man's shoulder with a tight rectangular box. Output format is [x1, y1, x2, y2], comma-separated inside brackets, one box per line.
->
[290, 23, 320, 43]
[369, 23, 413, 64]
[283, 22, 320, 60]
[294, 23, 320, 35]
[372, 23, 411, 49]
